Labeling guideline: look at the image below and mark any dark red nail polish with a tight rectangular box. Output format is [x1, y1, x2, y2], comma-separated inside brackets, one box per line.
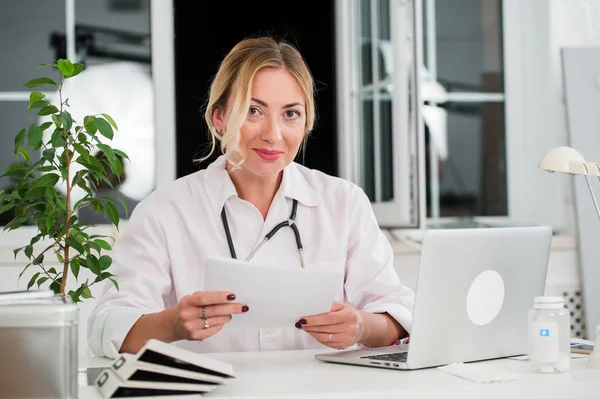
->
[242, 305, 249, 312]
[227, 294, 236, 301]
[295, 322, 302, 329]
[299, 319, 307, 325]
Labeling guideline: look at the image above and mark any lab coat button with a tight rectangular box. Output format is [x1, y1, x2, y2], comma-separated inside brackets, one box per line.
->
[265, 328, 275, 334]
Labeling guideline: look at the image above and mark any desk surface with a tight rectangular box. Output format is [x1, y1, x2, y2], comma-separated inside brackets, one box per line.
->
[78, 348, 600, 399]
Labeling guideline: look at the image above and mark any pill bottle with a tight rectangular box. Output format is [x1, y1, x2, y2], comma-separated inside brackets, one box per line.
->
[528, 296, 571, 373]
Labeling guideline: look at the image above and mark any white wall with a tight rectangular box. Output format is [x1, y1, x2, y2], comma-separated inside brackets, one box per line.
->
[506, 0, 600, 235]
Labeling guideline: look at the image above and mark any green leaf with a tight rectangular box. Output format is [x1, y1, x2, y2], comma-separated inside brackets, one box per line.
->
[99, 255, 112, 270]
[76, 159, 105, 174]
[94, 239, 112, 251]
[65, 237, 85, 254]
[23, 186, 45, 201]
[42, 148, 55, 163]
[30, 173, 60, 190]
[101, 114, 118, 130]
[36, 165, 56, 172]
[40, 121, 53, 131]
[47, 268, 57, 274]
[49, 278, 61, 294]
[71, 261, 80, 279]
[68, 290, 81, 304]
[24, 245, 33, 259]
[86, 255, 101, 276]
[56, 111, 73, 131]
[109, 278, 119, 291]
[82, 287, 93, 299]
[17, 148, 30, 162]
[84, 116, 97, 135]
[116, 197, 129, 217]
[57, 59, 75, 77]
[27, 124, 43, 150]
[88, 241, 101, 253]
[4, 216, 29, 230]
[2, 163, 28, 180]
[55, 251, 65, 264]
[105, 202, 119, 229]
[27, 272, 41, 290]
[50, 129, 66, 147]
[0, 203, 16, 215]
[29, 91, 45, 104]
[13, 247, 23, 259]
[72, 143, 90, 162]
[37, 277, 49, 288]
[95, 118, 114, 140]
[14, 128, 25, 154]
[71, 63, 84, 78]
[38, 105, 59, 116]
[112, 149, 130, 161]
[24, 77, 57, 88]
[28, 100, 47, 109]
[45, 216, 53, 231]
[96, 144, 116, 164]
[32, 254, 44, 265]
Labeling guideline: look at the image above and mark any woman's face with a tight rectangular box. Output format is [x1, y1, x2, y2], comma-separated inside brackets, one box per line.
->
[216, 68, 307, 177]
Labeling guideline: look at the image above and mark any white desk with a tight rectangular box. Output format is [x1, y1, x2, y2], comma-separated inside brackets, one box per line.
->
[78, 349, 600, 399]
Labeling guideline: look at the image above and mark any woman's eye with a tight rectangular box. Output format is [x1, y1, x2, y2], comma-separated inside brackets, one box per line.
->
[249, 107, 260, 115]
[285, 110, 300, 119]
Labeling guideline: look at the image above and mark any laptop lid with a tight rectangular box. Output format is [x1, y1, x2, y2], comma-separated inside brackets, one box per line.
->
[405, 225, 552, 369]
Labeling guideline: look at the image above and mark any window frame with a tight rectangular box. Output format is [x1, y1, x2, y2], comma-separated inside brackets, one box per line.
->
[335, 0, 426, 229]
[336, 0, 533, 229]
[0, 0, 175, 258]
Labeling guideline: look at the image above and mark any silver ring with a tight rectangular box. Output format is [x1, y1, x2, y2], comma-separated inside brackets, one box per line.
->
[204, 319, 210, 329]
[202, 306, 207, 320]
[328, 333, 333, 343]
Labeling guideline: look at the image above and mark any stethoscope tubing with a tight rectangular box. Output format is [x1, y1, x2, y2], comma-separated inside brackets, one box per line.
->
[221, 199, 305, 268]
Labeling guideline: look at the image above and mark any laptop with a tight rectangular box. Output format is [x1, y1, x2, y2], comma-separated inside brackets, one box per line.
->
[315, 225, 553, 370]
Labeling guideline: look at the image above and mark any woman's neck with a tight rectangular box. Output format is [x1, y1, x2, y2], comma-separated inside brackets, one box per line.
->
[227, 164, 283, 220]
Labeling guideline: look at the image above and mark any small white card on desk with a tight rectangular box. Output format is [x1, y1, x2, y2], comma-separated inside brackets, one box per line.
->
[204, 256, 342, 329]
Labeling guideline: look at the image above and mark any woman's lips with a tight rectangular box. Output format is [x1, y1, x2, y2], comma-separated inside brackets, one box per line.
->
[254, 149, 283, 161]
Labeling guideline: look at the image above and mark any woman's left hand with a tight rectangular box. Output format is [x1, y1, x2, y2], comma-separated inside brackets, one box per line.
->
[296, 301, 367, 350]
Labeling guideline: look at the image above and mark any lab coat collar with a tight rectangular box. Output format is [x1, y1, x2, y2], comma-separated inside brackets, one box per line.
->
[205, 155, 321, 217]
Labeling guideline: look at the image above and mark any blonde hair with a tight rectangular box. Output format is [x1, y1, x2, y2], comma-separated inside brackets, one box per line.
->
[201, 36, 316, 168]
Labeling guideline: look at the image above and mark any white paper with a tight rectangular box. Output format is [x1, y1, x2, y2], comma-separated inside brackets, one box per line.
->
[438, 362, 520, 383]
[204, 256, 342, 329]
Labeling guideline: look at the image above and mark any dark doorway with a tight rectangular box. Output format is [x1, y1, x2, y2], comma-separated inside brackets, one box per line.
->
[172, 1, 338, 178]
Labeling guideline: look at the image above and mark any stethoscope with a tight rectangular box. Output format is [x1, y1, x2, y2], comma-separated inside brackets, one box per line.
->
[220, 198, 306, 268]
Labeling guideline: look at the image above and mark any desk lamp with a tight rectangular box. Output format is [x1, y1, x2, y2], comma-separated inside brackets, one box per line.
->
[538, 146, 600, 368]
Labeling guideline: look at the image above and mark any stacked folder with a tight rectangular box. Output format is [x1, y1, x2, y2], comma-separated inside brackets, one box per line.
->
[94, 339, 236, 398]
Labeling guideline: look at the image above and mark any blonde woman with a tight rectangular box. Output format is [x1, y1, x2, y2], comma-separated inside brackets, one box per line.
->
[88, 36, 415, 358]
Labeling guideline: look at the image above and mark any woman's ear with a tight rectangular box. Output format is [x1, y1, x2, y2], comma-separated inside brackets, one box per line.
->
[212, 107, 225, 133]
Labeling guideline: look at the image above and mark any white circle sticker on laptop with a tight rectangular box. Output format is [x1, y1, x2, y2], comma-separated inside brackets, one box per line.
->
[466, 270, 505, 326]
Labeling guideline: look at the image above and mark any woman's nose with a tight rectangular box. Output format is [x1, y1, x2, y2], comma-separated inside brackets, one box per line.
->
[261, 119, 282, 143]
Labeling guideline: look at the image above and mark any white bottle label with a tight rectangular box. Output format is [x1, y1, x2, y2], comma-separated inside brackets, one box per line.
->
[531, 321, 559, 363]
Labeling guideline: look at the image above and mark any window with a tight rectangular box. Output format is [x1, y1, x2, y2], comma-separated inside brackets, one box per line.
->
[335, 0, 424, 228]
[422, 0, 506, 219]
[336, 0, 507, 227]
[0, 0, 174, 246]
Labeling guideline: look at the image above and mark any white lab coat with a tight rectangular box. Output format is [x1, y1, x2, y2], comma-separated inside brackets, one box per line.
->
[87, 155, 415, 358]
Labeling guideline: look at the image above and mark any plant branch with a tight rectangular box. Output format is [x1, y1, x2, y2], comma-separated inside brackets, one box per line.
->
[59, 75, 71, 296]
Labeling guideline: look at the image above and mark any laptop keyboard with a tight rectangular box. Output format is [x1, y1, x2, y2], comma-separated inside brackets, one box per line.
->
[360, 351, 408, 363]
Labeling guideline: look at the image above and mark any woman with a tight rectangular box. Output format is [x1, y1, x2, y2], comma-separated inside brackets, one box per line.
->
[88, 36, 414, 359]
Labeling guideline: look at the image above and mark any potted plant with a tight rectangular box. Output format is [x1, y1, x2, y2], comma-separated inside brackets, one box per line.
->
[0, 59, 127, 303]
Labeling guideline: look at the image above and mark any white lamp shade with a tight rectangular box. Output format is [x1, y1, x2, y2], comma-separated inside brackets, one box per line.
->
[583, 162, 600, 176]
[538, 146, 587, 174]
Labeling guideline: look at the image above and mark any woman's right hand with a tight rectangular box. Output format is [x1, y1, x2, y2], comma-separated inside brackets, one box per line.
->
[173, 291, 249, 341]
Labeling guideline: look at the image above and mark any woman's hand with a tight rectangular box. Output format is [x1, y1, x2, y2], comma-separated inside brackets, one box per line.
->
[295, 301, 367, 350]
[173, 291, 249, 341]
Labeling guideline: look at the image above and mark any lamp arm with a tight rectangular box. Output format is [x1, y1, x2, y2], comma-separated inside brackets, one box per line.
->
[584, 176, 600, 223]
